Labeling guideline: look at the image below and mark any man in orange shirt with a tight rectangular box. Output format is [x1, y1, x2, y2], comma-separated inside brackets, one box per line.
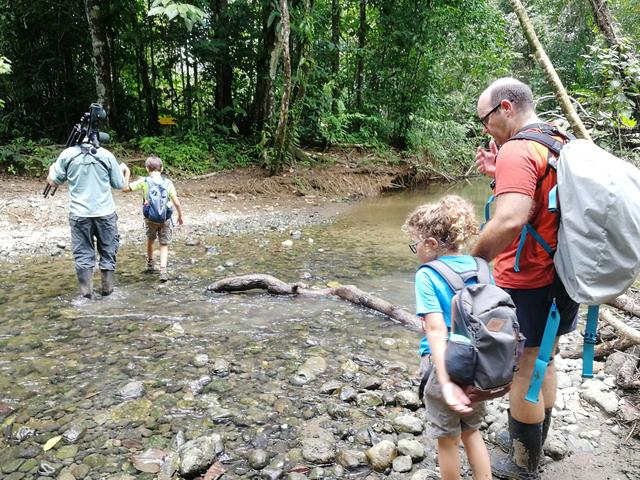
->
[473, 78, 579, 479]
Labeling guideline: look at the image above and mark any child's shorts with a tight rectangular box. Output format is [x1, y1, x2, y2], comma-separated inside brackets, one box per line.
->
[423, 366, 486, 439]
[145, 219, 172, 245]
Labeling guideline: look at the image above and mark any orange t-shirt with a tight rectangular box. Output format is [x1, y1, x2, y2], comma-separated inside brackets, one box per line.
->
[492, 131, 561, 289]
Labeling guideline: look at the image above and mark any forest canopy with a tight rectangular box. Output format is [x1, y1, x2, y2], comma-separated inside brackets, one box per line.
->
[0, 0, 638, 176]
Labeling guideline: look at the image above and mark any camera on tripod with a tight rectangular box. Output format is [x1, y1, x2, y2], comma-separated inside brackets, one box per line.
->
[44, 103, 110, 198]
[65, 103, 110, 152]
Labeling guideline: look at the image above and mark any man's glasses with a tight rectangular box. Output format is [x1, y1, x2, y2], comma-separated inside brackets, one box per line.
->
[479, 103, 502, 127]
[409, 239, 423, 254]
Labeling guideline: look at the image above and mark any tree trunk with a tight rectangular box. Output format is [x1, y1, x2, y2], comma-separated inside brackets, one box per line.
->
[507, 0, 591, 141]
[84, 0, 116, 129]
[207, 274, 422, 331]
[272, 0, 292, 173]
[330, 0, 340, 112]
[251, 0, 282, 131]
[213, 0, 234, 126]
[356, 0, 366, 110]
[130, 3, 157, 134]
[586, 0, 640, 121]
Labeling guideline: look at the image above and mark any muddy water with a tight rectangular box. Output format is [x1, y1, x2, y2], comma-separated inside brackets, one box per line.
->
[0, 180, 489, 479]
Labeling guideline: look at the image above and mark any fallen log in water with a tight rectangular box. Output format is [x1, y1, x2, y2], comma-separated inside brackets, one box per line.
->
[207, 274, 422, 332]
[607, 293, 640, 318]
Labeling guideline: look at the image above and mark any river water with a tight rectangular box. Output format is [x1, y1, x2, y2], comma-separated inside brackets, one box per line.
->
[0, 179, 498, 479]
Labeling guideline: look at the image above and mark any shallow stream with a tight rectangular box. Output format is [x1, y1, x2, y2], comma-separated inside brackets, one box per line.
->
[0, 179, 501, 479]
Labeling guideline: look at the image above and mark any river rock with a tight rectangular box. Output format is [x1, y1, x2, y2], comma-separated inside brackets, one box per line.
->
[118, 381, 145, 400]
[395, 390, 421, 410]
[357, 392, 383, 408]
[301, 437, 336, 464]
[319, 380, 342, 394]
[62, 424, 86, 443]
[336, 449, 366, 469]
[545, 433, 570, 460]
[247, 449, 269, 470]
[212, 358, 230, 376]
[392, 415, 423, 434]
[339, 386, 358, 403]
[358, 374, 382, 390]
[131, 448, 167, 473]
[192, 354, 209, 367]
[366, 440, 397, 472]
[581, 388, 619, 415]
[178, 434, 224, 476]
[392, 455, 412, 472]
[411, 469, 439, 480]
[340, 359, 359, 380]
[292, 357, 327, 385]
[397, 438, 425, 460]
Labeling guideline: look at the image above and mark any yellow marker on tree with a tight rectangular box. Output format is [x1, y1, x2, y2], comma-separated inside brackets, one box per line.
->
[158, 115, 177, 126]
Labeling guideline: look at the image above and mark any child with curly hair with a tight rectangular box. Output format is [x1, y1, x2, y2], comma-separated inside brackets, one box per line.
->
[403, 195, 491, 480]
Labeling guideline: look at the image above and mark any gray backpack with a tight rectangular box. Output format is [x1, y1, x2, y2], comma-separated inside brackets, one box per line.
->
[425, 258, 524, 402]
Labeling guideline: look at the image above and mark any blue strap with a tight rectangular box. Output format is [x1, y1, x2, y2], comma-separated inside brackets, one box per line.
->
[548, 185, 558, 212]
[514, 224, 555, 272]
[525, 300, 561, 404]
[482, 194, 495, 230]
[582, 305, 600, 378]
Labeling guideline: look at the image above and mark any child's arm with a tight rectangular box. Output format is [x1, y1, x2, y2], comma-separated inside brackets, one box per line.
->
[171, 193, 184, 225]
[423, 312, 472, 414]
[121, 163, 131, 191]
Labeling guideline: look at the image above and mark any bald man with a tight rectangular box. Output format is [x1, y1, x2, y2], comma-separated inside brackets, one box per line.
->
[472, 78, 579, 479]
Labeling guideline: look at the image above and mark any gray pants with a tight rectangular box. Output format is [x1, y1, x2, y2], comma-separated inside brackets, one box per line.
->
[69, 213, 120, 270]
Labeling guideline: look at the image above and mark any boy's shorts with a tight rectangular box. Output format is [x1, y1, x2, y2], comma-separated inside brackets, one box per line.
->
[504, 281, 579, 348]
[145, 219, 172, 245]
[423, 364, 486, 439]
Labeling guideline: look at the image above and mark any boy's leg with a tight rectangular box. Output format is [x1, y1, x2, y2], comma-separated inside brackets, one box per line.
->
[146, 239, 155, 268]
[158, 223, 172, 282]
[461, 429, 491, 480]
[437, 436, 461, 480]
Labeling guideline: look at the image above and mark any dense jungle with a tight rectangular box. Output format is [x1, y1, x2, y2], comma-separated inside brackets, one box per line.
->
[0, 1, 640, 480]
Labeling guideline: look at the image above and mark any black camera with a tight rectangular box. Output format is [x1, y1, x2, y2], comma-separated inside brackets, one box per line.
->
[44, 103, 110, 198]
[65, 103, 110, 152]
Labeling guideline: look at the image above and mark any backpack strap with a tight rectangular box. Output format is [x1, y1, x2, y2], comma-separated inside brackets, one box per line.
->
[423, 258, 489, 292]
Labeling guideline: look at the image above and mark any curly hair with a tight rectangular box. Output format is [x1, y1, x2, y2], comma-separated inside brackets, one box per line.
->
[403, 195, 479, 251]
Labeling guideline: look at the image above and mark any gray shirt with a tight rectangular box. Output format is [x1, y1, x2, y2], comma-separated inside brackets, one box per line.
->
[51, 144, 124, 217]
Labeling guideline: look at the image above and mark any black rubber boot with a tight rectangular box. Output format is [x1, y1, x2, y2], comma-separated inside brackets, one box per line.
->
[101, 270, 114, 296]
[76, 268, 94, 299]
[497, 408, 552, 454]
[492, 415, 543, 480]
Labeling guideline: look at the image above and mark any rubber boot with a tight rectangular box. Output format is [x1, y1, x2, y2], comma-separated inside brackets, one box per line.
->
[496, 408, 552, 454]
[101, 270, 114, 296]
[76, 268, 94, 299]
[492, 415, 543, 480]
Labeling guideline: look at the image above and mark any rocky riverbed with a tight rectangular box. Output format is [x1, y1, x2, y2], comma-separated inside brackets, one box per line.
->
[1, 174, 639, 479]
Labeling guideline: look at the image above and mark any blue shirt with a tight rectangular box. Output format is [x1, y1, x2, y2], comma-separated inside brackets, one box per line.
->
[415, 255, 481, 356]
[51, 144, 124, 217]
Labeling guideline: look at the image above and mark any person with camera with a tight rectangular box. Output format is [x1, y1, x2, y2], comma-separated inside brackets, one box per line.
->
[46, 108, 129, 299]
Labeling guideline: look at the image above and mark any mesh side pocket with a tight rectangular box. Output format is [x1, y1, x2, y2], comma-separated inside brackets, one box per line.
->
[445, 338, 476, 386]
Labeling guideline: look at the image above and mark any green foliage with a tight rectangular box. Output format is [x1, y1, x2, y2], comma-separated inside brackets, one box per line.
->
[148, 0, 206, 31]
[407, 119, 477, 175]
[0, 138, 58, 175]
[137, 131, 254, 175]
[0, 56, 9, 109]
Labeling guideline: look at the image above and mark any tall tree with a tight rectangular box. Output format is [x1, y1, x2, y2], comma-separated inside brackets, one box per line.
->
[507, 0, 591, 140]
[272, 0, 292, 172]
[251, 0, 282, 130]
[212, 0, 234, 126]
[356, 0, 366, 111]
[330, 0, 340, 111]
[84, 0, 117, 129]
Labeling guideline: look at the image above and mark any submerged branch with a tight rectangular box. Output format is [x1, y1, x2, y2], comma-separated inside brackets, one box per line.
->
[207, 274, 421, 331]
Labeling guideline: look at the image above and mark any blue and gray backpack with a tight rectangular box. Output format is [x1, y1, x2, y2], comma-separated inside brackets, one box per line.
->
[143, 177, 173, 224]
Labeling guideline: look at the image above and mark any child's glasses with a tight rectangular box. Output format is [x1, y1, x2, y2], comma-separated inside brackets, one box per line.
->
[409, 239, 423, 254]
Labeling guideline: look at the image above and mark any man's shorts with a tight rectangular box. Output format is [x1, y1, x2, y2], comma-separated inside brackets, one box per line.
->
[504, 280, 579, 348]
[145, 219, 172, 245]
[423, 365, 486, 439]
